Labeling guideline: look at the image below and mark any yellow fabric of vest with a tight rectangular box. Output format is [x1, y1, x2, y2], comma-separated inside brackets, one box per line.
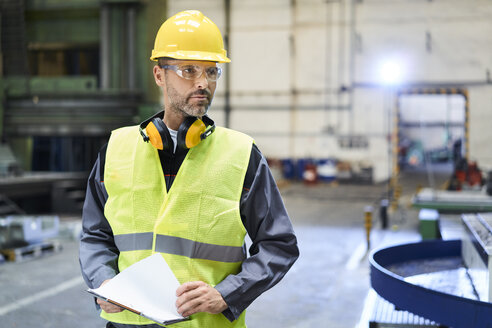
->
[102, 125, 253, 327]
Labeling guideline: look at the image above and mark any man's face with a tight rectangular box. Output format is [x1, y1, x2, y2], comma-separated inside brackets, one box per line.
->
[159, 60, 218, 118]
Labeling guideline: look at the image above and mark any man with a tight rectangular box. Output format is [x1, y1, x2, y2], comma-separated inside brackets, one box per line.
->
[79, 10, 299, 328]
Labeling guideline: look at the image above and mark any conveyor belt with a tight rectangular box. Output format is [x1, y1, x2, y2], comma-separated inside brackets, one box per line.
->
[370, 239, 492, 328]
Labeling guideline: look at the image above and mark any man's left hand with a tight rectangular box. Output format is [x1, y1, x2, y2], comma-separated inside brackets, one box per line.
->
[175, 281, 227, 317]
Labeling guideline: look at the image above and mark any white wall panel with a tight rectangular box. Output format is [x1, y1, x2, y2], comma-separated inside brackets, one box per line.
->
[253, 135, 291, 158]
[292, 135, 338, 159]
[352, 88, 386, 135]
[230, 30, 291, 92]
[167, 0, 224, 29]
[231, 109, 291, 134]
[292, 109, 329, 133]
[230, 94, 291, 107]
[295, 27, 328, 90]
[295, 93, 327, 107]
[295, 0, 328, 26]
[232, 0, 291, 30]
[357, 0, 491, 22]
[209, 104, 226, 127]
[370, 137, 391, 183]
[427, 21, 492, 81]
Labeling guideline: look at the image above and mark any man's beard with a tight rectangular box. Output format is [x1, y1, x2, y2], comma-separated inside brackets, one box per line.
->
[166, 84, 212, 118]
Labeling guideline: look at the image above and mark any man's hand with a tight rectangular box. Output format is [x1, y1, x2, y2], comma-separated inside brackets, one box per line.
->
[97, 279, 123, 313]
[176, 281, 227, 317]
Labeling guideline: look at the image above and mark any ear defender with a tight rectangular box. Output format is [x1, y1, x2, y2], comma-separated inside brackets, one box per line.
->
[139, 112, 215, 150]
[147, 118, 174, 150]
[139, 112, 174, 151]
[177, 116, 215, 149]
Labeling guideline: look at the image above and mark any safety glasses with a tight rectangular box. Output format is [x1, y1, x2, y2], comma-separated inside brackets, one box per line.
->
[160, 64, 222, 82]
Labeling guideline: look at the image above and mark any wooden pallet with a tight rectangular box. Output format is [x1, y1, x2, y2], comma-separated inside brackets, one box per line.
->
[0, 240, 62, 262]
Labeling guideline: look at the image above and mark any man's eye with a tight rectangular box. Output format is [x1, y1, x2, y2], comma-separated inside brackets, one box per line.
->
[206, 67, 218, 77]
[181, 66, 198, 75]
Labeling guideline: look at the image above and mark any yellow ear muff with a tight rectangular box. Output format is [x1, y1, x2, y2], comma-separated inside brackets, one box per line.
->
[185, 119, 207, 148]
[146, 122, 164, 150]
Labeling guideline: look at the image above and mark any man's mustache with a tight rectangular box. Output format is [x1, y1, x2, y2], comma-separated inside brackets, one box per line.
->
[188, 89, 211, 100]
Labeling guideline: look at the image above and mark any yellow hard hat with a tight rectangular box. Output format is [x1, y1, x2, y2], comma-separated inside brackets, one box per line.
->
[150, 10, 231, 63]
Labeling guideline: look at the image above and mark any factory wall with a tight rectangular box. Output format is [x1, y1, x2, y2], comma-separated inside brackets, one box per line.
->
[164, 0, 492, 182]
[356, 0, 492, 173]
[355, 0, 492, 83]
[8, 0, 488, 180]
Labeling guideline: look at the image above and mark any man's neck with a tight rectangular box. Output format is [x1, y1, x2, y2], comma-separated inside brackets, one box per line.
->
[163, 111, 184, 130]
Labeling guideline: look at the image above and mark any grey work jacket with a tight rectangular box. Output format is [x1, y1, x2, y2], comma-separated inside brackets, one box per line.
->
[79, 141, 299, 327]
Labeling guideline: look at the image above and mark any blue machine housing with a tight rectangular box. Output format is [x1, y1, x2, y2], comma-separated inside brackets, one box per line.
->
[370, 239, 492, 328]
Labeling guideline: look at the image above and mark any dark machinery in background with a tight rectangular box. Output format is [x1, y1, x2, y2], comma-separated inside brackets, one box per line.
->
[411, 138, 492, 213]
[0, 0, 167, 214]
[447, 139, 487, 193]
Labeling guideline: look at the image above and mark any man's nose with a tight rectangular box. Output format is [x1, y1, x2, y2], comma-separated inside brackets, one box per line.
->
[194, 72, 209, 89]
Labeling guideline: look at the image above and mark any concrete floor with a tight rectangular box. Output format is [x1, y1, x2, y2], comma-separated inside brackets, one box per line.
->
[0, 170, 449, 328]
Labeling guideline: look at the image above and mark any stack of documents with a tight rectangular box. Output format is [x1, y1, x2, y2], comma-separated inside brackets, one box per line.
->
[87, 253, 189, 325]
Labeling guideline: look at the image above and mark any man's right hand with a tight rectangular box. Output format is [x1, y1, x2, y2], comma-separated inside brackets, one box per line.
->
[97, 279, 123, 313]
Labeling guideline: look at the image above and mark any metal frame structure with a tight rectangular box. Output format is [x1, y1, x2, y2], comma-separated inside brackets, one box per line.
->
[395, 88, 470, 174]
[389, 88, 469, 209]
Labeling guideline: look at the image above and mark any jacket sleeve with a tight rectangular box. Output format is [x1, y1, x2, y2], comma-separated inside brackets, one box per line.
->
[215, 145, 300, 322]
[79, 147, 120, 290]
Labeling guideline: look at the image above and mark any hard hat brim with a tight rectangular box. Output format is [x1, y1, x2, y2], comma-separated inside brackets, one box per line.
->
[150, 50, 231, 63]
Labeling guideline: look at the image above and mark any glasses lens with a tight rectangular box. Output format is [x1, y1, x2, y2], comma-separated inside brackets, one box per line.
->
[174, 65, 222, 81]
[179, 65, 200, 79]
[205, 67, 221, 81]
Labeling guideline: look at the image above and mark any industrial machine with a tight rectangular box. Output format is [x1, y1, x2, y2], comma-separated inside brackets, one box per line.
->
[370, 213, 492, 328]
[0, 215, 59, 249]
[0, 0, 165, 214]
[412, 159, 492, 212]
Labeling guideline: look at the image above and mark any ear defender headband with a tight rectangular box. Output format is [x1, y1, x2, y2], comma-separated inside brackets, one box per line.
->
[139, 112, 215, 150]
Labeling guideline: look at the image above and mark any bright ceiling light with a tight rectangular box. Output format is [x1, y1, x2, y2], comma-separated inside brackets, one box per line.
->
[380, 60, 403, 85]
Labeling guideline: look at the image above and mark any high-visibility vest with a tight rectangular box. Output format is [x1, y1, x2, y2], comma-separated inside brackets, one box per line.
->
[102, 125, 253, 327]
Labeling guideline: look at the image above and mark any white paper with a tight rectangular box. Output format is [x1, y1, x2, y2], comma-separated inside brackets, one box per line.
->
[87, 253, 185, 324]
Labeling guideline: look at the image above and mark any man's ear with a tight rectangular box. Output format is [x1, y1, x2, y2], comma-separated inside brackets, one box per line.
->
[153, 65, 166, 87]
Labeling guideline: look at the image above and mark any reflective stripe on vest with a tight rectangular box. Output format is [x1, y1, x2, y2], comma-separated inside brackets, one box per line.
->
[114, 232, 153, 251]
[155, 235, 246, 263]
[103, 125, 252, 327]
[115, 233, 246, 263]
